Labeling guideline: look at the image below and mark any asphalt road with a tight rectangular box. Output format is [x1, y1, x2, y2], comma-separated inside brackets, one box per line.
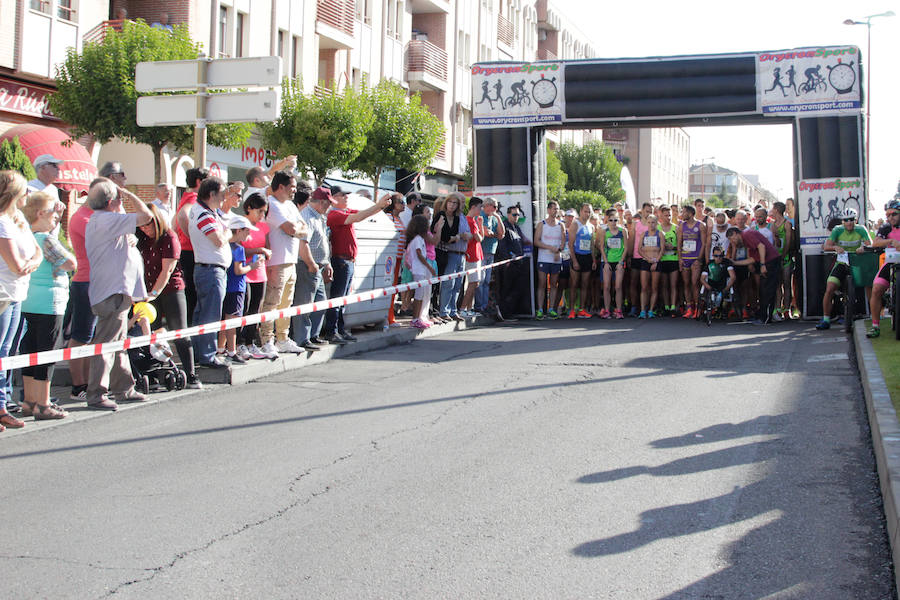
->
[0, 318, 894, 599]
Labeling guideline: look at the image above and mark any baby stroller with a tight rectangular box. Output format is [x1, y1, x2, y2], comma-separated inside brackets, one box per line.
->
[126, 323, 187, 394]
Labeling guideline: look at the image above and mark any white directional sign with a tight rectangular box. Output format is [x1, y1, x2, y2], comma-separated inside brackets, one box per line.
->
[136, 90, 280, 126]
[135, 56, 282, 92]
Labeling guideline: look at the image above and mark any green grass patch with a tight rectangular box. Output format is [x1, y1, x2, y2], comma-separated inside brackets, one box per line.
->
[868, 318, 900, 416]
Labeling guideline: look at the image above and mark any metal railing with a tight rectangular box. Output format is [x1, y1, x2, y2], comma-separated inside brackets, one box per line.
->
[497, 14, 514, 47]
[83, 19, 127, 44]
[316, 0, 355, 37]
[405, 39, 448, 82]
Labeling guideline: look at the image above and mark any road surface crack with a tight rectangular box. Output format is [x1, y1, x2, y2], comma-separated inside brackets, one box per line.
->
[100, 452, 354, 597]
[0, 554, 152, 573]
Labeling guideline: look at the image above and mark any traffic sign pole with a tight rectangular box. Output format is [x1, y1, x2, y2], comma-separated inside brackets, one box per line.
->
[194, 55, 209, 169]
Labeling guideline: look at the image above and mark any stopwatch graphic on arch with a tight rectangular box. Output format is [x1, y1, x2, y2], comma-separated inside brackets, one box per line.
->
[531, 75, 558, 108]
[827, 60, 856, 94]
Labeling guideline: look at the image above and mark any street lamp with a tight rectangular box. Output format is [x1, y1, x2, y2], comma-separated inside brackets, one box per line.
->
[695, 156, 715, 202]
[843, 10, 895, 206]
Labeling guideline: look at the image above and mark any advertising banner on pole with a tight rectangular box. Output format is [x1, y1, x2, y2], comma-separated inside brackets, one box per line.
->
[796, 177, 865, 247]
[757, 46, 861, 116]
[472, 63, 564, 128]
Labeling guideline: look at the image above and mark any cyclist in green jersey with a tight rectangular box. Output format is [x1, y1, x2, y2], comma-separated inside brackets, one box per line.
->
[657, 206, 679, 316]
[599, 208, 628, 318]
[816, 208, 871, 330]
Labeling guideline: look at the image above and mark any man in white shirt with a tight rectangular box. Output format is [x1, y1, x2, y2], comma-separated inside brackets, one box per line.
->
[151, 183, 176, 225]
[84, 177, 154, 411]
[187, 177, 234, 369]
[400, 192, 422, 228]
[27, 154, 63, 200]
[242, 155, 298, 200]
[259, 170, 309, 357]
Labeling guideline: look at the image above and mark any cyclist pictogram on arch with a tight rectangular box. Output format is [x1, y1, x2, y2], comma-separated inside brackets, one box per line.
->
[471, 46, 865, 318]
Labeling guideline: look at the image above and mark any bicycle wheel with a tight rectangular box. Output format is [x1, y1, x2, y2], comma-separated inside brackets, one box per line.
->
[844, 273, 854, 334]
[893, 267, 900, 340]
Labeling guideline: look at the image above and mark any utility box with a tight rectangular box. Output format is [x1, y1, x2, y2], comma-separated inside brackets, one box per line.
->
[329, 193, 400, 330]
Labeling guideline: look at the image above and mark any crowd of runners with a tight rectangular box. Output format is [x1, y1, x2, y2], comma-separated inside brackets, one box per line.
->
[533, 197, 800, 325]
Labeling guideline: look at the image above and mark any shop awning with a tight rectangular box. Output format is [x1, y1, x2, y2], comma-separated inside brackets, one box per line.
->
[0, 124, 96, 193]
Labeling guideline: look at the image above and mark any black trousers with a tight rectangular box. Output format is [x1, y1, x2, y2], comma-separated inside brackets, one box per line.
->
[180, 250, 196, 326]
[498, 258, 530, 316]
[757, 259, 782, 322]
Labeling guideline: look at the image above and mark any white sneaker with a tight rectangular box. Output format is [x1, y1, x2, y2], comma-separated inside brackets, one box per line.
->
[276, 339, 304, 354]
[236, 345, 252, 361]
[247, 344, 267, 359]
[259, 341, 280, 359]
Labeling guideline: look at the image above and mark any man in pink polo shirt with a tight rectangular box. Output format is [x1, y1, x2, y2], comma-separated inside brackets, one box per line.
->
[65, 195, 95, 402]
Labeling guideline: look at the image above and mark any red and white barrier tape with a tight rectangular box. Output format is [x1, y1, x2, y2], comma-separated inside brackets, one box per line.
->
[0, 255, 526, 371]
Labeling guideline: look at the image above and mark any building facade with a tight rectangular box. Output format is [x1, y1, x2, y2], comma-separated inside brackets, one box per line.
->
[604, 127, 691, 207]
[689, 162, 763, 208]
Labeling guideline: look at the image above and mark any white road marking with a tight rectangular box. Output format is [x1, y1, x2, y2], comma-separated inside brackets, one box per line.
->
[812, 337, 848, 344]
[807, 353, 848, 363]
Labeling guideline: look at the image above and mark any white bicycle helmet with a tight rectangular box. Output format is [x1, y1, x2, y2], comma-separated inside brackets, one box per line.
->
[840, 207, 858, 221]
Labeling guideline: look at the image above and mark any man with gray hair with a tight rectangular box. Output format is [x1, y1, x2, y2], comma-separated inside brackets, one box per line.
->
[98, 161, 127, 189]
[84, 177, 154, 411]
[152, 182, 175, 225]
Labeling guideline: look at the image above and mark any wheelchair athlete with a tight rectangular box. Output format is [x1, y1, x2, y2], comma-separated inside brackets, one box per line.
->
[700, 246, 736, 318]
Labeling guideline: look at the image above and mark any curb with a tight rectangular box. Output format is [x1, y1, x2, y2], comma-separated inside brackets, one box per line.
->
[2, 315, 499, 439]
[853, 322, 900, 598]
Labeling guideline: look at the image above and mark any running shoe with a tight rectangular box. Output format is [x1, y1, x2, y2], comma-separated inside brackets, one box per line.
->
[410, 319, 429, 329]
[614, 309, 624, 319]
[568, 310, 576, 320]
[815, 318, 831, 330]
[638, 310, 647, 319]
[648, 310, 657, 318]
[867, 326, 881, 338]
[628, 306, 639, 318]
[546, 310, 557, 319]
[247, 343, 268, 359]
[771, 311, 784, 323]
[225, 351, 247, 365]
[259, 341, 280, 359]
[742, 307, 752, 320]
[236, 345, 252, 361]
[276, 339, 305, 354]
[536, 309, 544, 320]
[599, 309, 610, 319]
[682, 307, 693, 319]
[576, 309, 592, 319]
[790, 307, 801, 320]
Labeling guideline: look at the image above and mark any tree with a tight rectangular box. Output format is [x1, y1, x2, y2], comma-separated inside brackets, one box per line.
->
[50, 20, 251, 184]
[261, 79, 373, 185]
[558, 189, 610, 213]
[0, 138, 37, 180]
[546, 149, 567, 201]
[555, 141, 625, 205]
[350, 80, 444, 197]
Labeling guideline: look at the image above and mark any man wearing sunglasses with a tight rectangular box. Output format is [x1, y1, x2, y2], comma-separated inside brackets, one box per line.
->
[867, 200, 900, 337]
[701, 246, 736, 317]
[816, 208, 871, 330]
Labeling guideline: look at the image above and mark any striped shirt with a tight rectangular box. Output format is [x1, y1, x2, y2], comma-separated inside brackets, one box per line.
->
[300, 204, 330, 266]
[391, 214, 406, 257]
[188, 202, 230, 267]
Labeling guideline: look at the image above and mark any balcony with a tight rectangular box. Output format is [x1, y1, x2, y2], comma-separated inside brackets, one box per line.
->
[316, 0, 356, 49]
[83, 19, 127, 45]
[537, 48, 557, 61]
[497, 14, 514, 49]
[405, 40, 448, 93]
[409, 0, 450, 14]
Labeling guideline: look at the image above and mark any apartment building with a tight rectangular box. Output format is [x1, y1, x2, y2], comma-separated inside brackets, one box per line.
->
[2, 0, 600, 197]
[689, 162, 763, 208]
[604, 127, 691, 207]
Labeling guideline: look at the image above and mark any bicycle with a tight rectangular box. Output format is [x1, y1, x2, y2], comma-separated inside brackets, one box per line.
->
[505, 89, 531, 108]
[823, 248, 879, 333]
[799, 75, 827, 95]
[879, 248, 900, 340]
[699, 285, 734, 326]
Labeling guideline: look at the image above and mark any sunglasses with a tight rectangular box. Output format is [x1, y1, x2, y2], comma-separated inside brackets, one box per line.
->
[713, 254, 724, 258]
[608, 218, 618, 222]
[509, 213, 519, 218]
[842, 218, 856, 222]
[887, 212, 899, 218]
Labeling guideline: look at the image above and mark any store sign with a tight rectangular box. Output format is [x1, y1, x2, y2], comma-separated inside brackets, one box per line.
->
[0, 77, 59, 121]
[757, 46, 861, 116]
[797, 177, 864, 246]
[472, 63, 564, 128]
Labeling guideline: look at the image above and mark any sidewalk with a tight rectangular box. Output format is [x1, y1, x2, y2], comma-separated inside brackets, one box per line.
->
[853, 322, 900, 597]
[2, 315, 499, 439]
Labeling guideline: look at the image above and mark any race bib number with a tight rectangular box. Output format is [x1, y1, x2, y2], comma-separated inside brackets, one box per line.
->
[607, 238, 621, 249]
[578, 238, 591, 252]
[644, 235, 659, 247]
[836, 252, 850, 265]
[682, 240, 697, 253]
[736, 247, 747, 260]
[886, 248, 900, 264]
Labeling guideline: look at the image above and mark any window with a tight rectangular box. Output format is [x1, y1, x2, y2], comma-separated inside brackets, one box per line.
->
[292, 36, 301, 78]
[58, 0, 76, 21]
[235, 13, 245, 57]
[30, 0, 49, 14]
[218, 6, 229, 57]
[386, 0, 396, 38]
[395, 2, 403, 39]
[456, 109, 471, 144]
[278, 30, 285, 58]
[356, 0, 372, 24]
